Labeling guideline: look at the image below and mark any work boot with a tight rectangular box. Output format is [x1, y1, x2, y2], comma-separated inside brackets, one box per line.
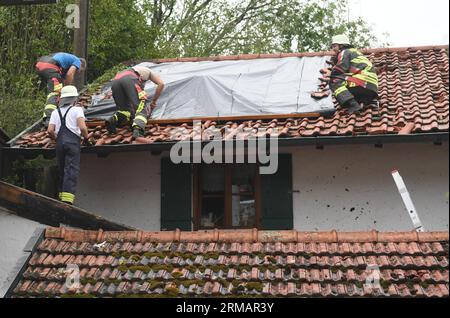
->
[105, 116, 117, 134]
[345, 99, 363, 115]
[132, 127, 144, 139]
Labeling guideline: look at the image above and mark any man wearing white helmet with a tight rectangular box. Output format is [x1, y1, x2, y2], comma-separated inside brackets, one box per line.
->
[106, 66, 165, 139]
[329, 34, 378, 114]
[47, 86, 92, 205]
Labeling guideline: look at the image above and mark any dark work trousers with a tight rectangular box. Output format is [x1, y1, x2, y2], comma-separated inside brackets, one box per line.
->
[36, 57, 63, 121]
[111, 72, 151, 130]
[56, 106, 81, 205]
[330, 78, 378, 107]
[347, 86, 378, 105]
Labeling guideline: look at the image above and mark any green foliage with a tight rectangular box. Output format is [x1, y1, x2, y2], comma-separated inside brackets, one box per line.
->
[148, 281, 165, 290]
[117, 264, 129, 273]
[245, 282, 263, 292]
[0, 0, 150, 137]
[0, 0, 376, 138]
[0, 92, 44, 138]
[172, 271, 184, 279]
[419, 281, 429, 290]
[87, 0, 152, 80]
[379, 279, 392, 291]
[271, 0, 376, 53]
[80, 278, 98, 285]
[130, 254, 142, 262]
[128, 265, 152, 273]
[3, 155, 56, 190]
[85, 63, 126, 95]
[141, 0, 376, 56]
[165, 287, 180, 297]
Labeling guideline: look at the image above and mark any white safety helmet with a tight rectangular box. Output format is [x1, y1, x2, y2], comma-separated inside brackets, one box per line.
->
[60, 85, 79, 98]
[59, 85, 79, 106]
[331, 34, 351, 46]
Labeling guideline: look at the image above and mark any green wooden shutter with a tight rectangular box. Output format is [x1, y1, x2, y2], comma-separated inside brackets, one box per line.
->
[161, 158, 192, 231]
[260, 154, 293, 230]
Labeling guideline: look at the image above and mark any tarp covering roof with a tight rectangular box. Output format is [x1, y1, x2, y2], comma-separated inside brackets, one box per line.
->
[86, 56, 335, 120]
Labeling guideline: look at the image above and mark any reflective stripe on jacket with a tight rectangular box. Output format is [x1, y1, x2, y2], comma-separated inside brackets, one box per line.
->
[332, 48, 378, 89]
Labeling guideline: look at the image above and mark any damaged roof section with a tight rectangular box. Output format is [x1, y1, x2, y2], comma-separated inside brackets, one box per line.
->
[10, 45, 450, 149]
[89, 56, 335, 120]
[9, 227, 450, 298]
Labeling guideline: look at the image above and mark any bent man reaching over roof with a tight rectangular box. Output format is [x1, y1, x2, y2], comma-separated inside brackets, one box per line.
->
[106, 66, 165, 139]
[35, 52, 87, 127]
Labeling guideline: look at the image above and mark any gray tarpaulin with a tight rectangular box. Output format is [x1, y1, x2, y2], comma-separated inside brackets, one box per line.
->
[85, 56, 335, 120]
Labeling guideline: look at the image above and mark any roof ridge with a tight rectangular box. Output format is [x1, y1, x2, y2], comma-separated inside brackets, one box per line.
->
[45, 227, 449, 243]
[147, 45, 449, 64]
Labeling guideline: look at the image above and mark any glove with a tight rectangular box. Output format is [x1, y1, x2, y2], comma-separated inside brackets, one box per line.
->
[83, 139, 94, 147]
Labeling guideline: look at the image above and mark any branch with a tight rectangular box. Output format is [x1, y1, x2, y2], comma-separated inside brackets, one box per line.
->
[168, 0, 213, 42]
[161, 0, 176, 25]
[202, 0, 273, 54]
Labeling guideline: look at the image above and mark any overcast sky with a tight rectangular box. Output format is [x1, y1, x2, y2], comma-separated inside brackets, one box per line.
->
[347, 0, 449, 47]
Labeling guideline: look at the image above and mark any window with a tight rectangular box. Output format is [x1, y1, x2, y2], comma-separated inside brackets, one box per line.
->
[194, 164, 261, 230]
[161, 154, 293, 232]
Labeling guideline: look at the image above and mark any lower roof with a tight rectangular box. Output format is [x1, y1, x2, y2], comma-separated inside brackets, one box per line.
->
[9, 227, 449, 298]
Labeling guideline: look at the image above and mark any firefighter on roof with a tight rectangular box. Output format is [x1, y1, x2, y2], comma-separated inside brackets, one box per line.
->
[329, 34, 379, 114]
[35, 52, 87, 127]
[106, 66, 165, 139]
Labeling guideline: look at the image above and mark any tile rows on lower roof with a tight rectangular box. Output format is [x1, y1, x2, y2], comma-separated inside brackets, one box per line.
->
[13, 280, 449, 298]
[10, 234, 449, 298]
[35, 239, 449, 256]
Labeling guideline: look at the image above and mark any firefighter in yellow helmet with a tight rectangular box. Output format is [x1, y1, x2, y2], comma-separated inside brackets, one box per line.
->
[329, 34, 379, 114]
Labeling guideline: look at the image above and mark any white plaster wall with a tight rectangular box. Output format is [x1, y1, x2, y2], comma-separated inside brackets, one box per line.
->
[291, 142, 449, 232]
[77, 152, 162, 230]
[76, 142, 448, 232]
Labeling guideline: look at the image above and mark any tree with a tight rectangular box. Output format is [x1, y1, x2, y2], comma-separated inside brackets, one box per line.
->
[88, 0, 153, 80]
[0, 0, 376, 137]
[140, 0, 376, 57]
[272, 0, 376, 52]
[0, 0, 151, 136]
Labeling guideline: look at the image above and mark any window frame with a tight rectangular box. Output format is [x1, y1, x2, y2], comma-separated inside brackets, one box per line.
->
[193, 164, 262, 230]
